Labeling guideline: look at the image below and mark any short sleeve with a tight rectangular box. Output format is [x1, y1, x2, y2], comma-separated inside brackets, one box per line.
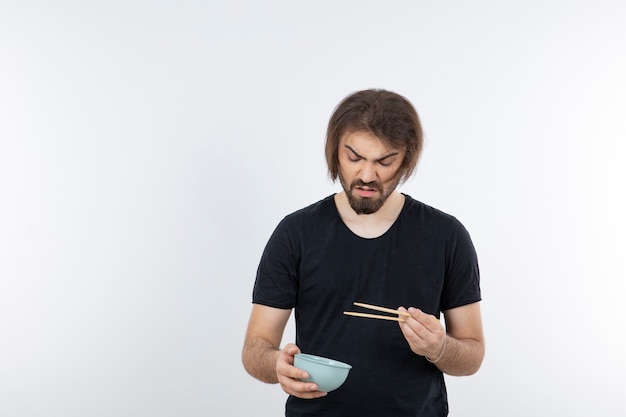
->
[440, 219, 481, 311]
[252, 218, 299, 309]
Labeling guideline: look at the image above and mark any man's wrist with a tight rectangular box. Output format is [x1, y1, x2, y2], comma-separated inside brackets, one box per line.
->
[426, 335, 447, 363]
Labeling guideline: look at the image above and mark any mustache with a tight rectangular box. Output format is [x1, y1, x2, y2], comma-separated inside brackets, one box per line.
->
[351, 179, 381, 190]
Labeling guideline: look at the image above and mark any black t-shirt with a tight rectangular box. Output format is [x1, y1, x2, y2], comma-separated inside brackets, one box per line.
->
[253, 194, 481, 417]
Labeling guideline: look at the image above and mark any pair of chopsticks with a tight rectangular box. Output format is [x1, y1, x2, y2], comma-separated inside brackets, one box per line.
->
[343, 302, 411, 322]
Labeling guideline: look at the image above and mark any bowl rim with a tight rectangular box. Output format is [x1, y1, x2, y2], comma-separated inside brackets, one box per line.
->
[295, 353, 352, 369]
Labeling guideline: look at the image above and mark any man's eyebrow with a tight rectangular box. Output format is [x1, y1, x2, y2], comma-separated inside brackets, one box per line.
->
[345, 145, 363, 159]
[344, 144, 400, 161]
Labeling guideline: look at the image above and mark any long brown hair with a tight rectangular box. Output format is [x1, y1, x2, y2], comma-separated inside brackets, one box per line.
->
[325, 89, 423, 184]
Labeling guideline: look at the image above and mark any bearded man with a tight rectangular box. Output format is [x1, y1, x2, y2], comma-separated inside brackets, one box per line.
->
[242, 89, 484, 417]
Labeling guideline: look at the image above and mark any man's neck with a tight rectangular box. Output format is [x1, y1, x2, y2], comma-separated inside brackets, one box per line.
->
[334, 191, 405, 239]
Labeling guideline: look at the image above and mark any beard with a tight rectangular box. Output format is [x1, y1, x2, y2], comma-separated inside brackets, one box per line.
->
[339, 174, 401, 215]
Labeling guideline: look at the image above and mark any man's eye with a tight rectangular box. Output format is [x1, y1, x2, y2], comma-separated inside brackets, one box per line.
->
[378, 160, 392, 167]
[348, 156, 360, 162]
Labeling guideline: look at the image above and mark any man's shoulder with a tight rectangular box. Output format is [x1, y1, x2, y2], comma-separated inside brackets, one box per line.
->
[273, 195, 337, 234]
[402, 194, 465, 231]
[403, 194, 454, 219]
[284, 194, 335, 221]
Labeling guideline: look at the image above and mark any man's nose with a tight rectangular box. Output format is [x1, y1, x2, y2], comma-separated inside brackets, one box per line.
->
[359, 162, 377, 183]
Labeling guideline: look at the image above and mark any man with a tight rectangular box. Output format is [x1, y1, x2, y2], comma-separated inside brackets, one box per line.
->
[242, 89, 484, 416]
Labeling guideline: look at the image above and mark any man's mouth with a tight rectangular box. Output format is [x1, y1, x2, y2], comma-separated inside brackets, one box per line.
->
[354, 186, 378, 198]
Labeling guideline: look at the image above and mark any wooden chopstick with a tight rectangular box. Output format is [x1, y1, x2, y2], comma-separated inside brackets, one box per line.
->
[343, 311, 405, 322]
[343, 302, 411, 322]
[353, 302, 411, 317]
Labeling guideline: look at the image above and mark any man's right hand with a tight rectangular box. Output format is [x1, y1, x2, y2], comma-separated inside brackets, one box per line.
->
[276, 343, 328, 399]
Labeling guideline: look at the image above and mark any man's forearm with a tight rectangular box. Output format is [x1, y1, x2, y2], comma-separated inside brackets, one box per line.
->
[431, 335, 484, 376]
[242, 336, 282, 383]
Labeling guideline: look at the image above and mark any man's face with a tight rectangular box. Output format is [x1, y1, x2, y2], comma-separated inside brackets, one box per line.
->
[337, 131, 406, 214]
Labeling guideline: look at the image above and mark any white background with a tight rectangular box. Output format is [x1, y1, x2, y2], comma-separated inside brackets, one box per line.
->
[1, 1, 625, 416]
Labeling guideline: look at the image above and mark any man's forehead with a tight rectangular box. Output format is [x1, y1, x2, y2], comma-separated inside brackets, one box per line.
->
[340, 130, 404, 154]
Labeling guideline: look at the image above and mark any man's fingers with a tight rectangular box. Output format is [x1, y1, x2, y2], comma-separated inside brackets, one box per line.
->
[406, 307, 441, 330]
[278, 375, 327, 398]
[283, 343, 300, 356]
[398, 306, 446, 358]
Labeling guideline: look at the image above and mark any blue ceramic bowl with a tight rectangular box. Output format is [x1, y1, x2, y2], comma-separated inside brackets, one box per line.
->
[294, 353, 352, 392]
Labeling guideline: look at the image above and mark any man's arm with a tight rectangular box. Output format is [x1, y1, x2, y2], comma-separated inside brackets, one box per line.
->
[242, 304, 328, 398]
[398, 302, 484, 376]
[242, 304, 291, 383]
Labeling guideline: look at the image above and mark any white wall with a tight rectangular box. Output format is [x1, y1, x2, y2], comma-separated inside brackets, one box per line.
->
[1, 1, 625, 416]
